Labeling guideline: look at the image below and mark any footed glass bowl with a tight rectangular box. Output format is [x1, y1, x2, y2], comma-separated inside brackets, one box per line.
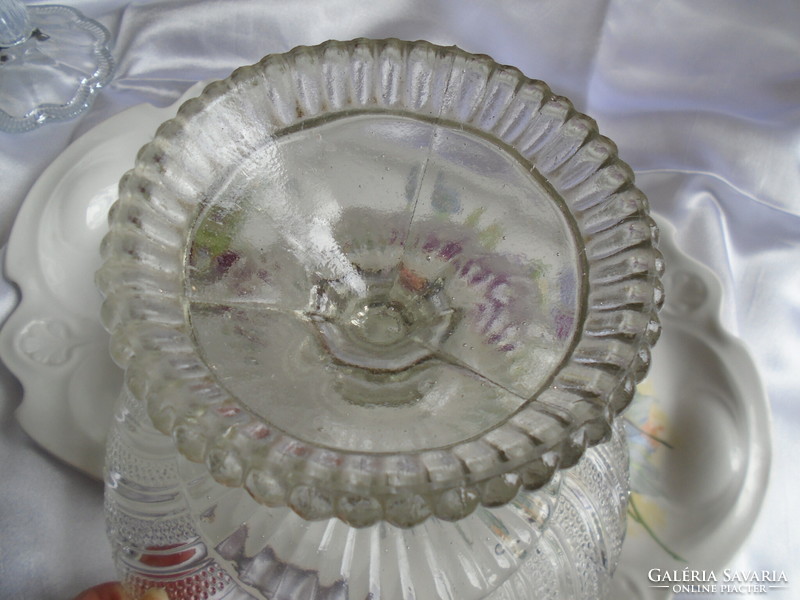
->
[98, 39, 663, 599]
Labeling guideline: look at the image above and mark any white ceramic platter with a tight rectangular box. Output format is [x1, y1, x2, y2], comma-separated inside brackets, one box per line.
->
[610, 218, 772, 599]
[0, 88, 770, 599]
[0, 84, 204, 477]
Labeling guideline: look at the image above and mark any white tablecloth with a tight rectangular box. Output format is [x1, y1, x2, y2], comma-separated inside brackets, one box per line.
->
[1, 1, 798, 598]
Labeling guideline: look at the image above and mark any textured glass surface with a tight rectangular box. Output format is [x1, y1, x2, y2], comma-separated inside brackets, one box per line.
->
[0, 4, 114, 133]
[106, 385, 629, 600]
[186, 113, 581, 453]
[97, 39, 663, 527]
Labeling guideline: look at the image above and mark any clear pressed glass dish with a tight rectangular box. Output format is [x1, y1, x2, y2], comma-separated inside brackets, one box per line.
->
[0, 0, 114, 133]
[97, 39, 663, 599]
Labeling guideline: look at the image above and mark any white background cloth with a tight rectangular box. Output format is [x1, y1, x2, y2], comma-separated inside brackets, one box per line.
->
[1, 1, 798, 598]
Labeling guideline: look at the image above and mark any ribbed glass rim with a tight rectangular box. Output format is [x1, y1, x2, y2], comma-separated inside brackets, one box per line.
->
[97, 38, 663, 527]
